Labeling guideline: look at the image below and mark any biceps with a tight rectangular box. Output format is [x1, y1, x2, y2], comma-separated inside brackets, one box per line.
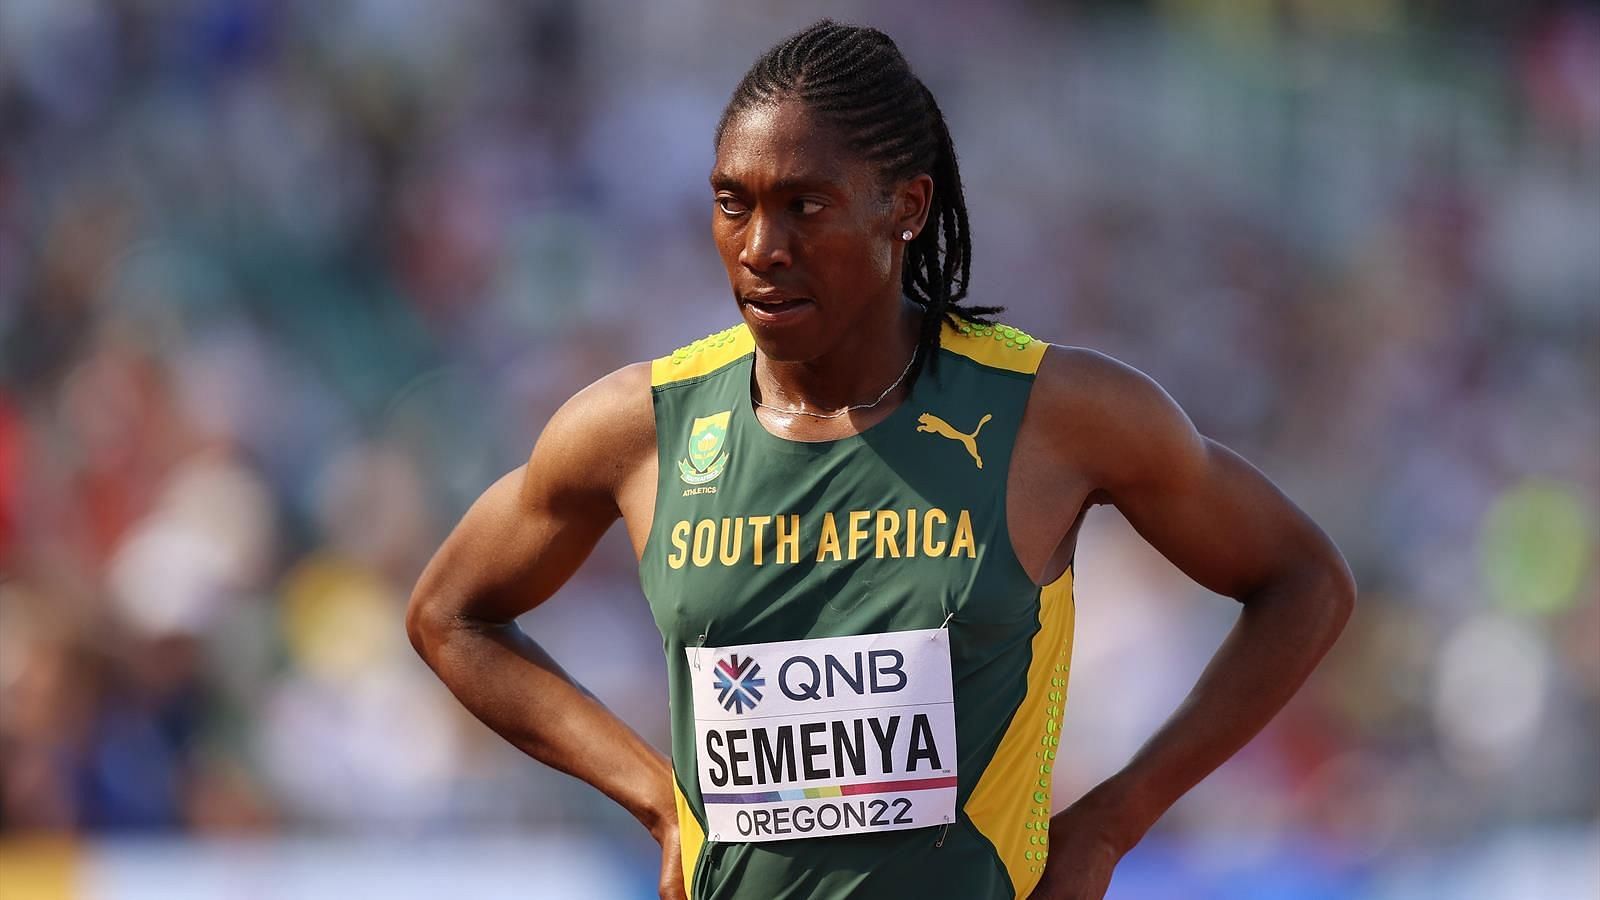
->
[1110, 438, 1324, 601]
[413, 464, 617, 624]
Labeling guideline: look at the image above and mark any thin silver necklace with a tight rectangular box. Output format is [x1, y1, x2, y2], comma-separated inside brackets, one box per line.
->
[751, 347, 919, 420]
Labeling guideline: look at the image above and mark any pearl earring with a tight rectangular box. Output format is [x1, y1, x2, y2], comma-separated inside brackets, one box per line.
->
[901, 229, 913, 240]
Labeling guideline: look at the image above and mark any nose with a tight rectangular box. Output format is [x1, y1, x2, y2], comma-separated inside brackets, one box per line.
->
[739, 210, 793, 273]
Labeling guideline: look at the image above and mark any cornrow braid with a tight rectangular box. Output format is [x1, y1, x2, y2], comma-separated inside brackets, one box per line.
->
[717, 20, 1005, 392]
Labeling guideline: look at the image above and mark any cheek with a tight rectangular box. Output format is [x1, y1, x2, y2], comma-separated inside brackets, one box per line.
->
[711, 224, 741, 271]
[868, 234, 895, 283]
[857, 206, 897, 282]
[816, 233, 894, 294]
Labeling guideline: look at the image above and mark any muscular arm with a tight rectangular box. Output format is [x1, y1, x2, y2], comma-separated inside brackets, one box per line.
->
[405, 362, 675, 839]
[1036, 346, 1356, 856]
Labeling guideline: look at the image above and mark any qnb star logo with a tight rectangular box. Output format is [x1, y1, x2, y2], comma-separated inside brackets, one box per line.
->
[713, 653, 765, 714]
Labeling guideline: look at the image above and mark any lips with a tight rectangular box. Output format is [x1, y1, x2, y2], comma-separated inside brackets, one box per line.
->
[742, 292, 814, 323]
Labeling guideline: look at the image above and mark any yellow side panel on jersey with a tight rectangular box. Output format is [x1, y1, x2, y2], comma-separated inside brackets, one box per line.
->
[674, 777, 706, 896]
[652, 324, 755, 387]
[939, 318, 1048, 375]
[962, 565, 1075, 899]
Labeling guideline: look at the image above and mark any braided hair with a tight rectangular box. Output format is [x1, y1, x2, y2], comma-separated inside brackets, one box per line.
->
[716, 19, 1004, 391]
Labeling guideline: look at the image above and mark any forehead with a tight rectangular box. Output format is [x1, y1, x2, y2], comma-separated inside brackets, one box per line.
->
[712, 100, 876, 191]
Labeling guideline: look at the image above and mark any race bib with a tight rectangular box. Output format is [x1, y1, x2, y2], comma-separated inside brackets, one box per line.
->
[687, 628, 957, 843]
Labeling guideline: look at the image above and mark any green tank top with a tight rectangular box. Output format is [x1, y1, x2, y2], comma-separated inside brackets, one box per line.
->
[639, 318, 1075, 900]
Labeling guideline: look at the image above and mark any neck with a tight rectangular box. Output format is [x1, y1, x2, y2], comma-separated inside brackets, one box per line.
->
[754, 297, 926, 414]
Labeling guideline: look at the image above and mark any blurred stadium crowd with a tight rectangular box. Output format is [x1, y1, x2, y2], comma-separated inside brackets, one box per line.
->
[0, 1, 1596, 897]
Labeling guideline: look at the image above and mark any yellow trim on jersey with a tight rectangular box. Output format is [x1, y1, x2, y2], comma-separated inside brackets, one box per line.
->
[939, 318, 1047, 375]
[652, 324, 755, 387]
[962, 566, 1075, 899]
[674, 777, 706, 896]
[651, 318, 1042, 385]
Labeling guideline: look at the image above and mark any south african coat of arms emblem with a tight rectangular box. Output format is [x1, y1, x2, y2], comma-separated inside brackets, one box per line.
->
[678, 410, 731, 486]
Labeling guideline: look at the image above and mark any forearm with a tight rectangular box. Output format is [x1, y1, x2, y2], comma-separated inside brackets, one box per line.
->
[411, 611, 676, 840]
[1079, 565, 1354, 851]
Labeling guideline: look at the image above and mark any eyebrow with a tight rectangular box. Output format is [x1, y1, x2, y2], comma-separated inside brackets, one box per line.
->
[709, 172, 841, 194]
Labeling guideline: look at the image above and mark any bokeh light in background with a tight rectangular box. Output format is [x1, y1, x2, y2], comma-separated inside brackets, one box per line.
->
[0, 1, 1596, 899]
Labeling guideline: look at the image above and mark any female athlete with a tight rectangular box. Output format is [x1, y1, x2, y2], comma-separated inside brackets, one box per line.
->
[407, 20, 1355, 900]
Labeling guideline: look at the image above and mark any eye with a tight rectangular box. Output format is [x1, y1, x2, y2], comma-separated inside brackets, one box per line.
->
[794, 198, 825, 216]
[716, 196, 748, 216]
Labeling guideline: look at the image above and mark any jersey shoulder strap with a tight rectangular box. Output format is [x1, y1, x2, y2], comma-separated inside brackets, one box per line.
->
[937, 317, 1047, 376]
[648, 316, 1045, 387]
[651, 323, 754, 388]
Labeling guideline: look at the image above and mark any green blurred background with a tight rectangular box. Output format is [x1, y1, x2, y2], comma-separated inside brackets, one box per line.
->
[0, 1, 1595, 898]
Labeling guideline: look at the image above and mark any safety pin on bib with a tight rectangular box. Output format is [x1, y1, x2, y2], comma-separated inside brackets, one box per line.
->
[691, 623, 711, 670]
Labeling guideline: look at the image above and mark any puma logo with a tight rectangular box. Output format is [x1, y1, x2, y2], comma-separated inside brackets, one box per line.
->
[916, 412, 993, 469]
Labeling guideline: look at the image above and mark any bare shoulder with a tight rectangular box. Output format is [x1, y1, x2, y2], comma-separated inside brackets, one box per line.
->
[1028, 343, 1206, 492]
[1031, 344, 1186, 420]
[527, 360, 657, 511]
[544, 360, 656, 448]
[407, 361, 659, 627]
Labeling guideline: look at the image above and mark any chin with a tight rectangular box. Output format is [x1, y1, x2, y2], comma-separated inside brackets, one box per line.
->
[739, 306, 830, 363]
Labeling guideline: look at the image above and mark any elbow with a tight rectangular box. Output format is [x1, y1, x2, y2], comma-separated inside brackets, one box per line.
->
[405, 581, 450, 662]
[1252, 543, 1357, 645]
[404, 588, 430, 659]
[407, 570, 519, 663]
[1315, 548, 1358, 643]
